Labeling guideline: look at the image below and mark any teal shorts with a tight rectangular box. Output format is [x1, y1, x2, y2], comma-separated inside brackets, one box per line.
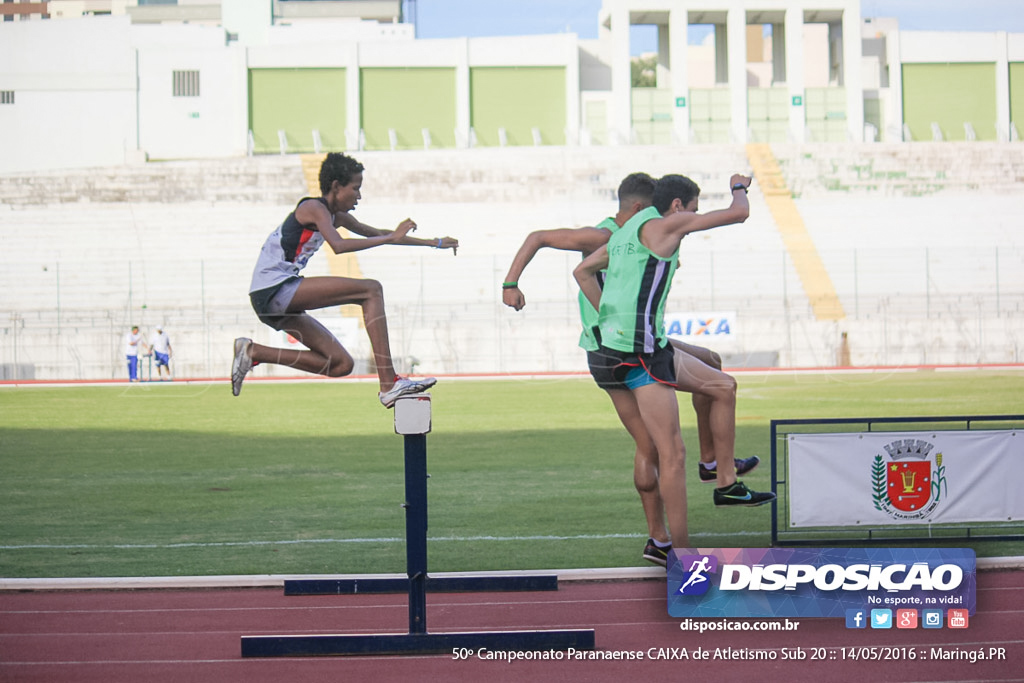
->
[624, 364, 658, 390]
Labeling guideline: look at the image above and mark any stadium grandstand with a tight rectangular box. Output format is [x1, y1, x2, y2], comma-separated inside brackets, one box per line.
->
[1, 0, 1022, 380]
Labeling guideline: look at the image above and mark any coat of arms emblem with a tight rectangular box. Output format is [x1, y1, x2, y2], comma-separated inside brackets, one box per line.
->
[872, 439, 947, 520]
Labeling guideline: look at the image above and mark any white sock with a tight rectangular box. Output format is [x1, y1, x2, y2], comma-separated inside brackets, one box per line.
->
[701, 461, 717, 470]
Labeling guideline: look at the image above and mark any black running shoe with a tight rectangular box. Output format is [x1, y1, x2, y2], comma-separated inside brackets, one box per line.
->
[642, 538, 671, 567]
[698, 455, 761, 483]
[713, 480, 776, 507]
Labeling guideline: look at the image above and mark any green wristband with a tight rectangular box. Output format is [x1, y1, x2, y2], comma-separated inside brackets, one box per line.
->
[502, 281, 518, 289]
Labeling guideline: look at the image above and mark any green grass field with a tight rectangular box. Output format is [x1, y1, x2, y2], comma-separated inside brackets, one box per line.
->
[1, 370, 1022, 578]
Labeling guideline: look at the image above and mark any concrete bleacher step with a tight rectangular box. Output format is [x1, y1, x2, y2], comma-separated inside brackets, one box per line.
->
[0, 156, 307, 207]
[772, 142, 1024, 197]
[0, 146, 751, 207]
[333, 146, 751, 203]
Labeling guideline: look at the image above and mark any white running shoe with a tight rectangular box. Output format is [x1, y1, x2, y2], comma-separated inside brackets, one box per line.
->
[379, 376, 437, 408]
[231, 337, 253, 396]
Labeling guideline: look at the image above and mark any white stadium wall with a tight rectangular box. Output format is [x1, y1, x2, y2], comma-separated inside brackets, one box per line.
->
[0, 16, 139, 173]
[134, 24, 250, 160]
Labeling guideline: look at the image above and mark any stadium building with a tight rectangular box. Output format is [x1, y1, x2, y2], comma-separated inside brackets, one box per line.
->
[2, 0, 1022, 169]
[0, 0, 1022, 379]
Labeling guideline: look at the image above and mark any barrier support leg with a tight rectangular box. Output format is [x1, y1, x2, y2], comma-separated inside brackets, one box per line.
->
[242, 394, 595, 657]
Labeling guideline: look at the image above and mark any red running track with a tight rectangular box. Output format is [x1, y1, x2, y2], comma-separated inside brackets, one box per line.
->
[2, 571, 1022, 683]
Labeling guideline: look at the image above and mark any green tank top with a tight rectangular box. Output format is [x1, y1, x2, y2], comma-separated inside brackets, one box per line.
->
[578, 217, 620, 351]
[596, 206, 678, 353]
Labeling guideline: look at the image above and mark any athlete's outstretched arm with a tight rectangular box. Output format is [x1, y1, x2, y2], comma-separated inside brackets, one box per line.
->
[336, 212, 459, 253]
[503, 227, 610, 310]
[294, 199, 415, 255]
[642, 174, 752, 257]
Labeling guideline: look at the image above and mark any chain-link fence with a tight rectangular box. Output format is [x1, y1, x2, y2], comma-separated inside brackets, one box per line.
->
[2, 243, 1021, 381]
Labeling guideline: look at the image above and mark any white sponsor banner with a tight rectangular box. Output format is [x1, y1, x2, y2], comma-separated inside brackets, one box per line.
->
[664, 311, 736, 343]
[788, 430, 1024, 527]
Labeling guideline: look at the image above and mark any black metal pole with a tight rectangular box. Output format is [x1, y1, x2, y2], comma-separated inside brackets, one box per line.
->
[404, 433, 428, 634]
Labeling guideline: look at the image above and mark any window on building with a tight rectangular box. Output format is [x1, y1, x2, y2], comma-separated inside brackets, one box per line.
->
[172, 70, 200, 97]
[0, 91, 14, 105]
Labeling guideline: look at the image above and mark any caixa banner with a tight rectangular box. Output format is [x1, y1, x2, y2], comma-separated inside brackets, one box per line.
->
[664, 311, 736, 342]
[667, 548, 975, 618]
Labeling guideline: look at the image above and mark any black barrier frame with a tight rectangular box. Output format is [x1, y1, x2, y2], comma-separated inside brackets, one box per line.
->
[242, 398, 596, 657]
[770, 414, 1024, 546]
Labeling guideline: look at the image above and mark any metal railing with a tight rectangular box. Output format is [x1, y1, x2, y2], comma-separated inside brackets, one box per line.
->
[2, 245, 1021, 381]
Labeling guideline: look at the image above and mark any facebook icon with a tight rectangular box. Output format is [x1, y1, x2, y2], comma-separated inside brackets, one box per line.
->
[845, 609, 867, 629]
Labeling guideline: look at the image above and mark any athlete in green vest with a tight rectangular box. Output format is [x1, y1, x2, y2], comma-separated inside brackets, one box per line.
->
[575, 173, 776, 549]
[503, 173, 762, 565]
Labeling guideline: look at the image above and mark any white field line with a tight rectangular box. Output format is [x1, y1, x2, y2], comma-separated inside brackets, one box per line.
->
[0, 530, 764, 551]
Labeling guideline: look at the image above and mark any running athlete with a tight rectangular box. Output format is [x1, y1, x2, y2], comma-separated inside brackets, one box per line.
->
[232, 152, 458, 407]
[501, 173, 759, 567]
[575, 173, 776, 548]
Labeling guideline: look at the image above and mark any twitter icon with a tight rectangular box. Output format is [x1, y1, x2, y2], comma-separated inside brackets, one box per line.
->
[870, 609, 892, 629]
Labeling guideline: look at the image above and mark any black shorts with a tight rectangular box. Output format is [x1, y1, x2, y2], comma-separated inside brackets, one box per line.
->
[249, 277, 302, 331]
[587, 343, 676, 390]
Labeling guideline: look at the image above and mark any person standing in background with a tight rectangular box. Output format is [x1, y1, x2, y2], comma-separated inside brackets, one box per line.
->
[125, 325, 143, 382]
[149, 326, 173, 381]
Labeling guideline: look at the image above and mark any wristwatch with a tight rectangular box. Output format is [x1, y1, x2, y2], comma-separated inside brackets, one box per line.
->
[731, 183, 748, 193]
